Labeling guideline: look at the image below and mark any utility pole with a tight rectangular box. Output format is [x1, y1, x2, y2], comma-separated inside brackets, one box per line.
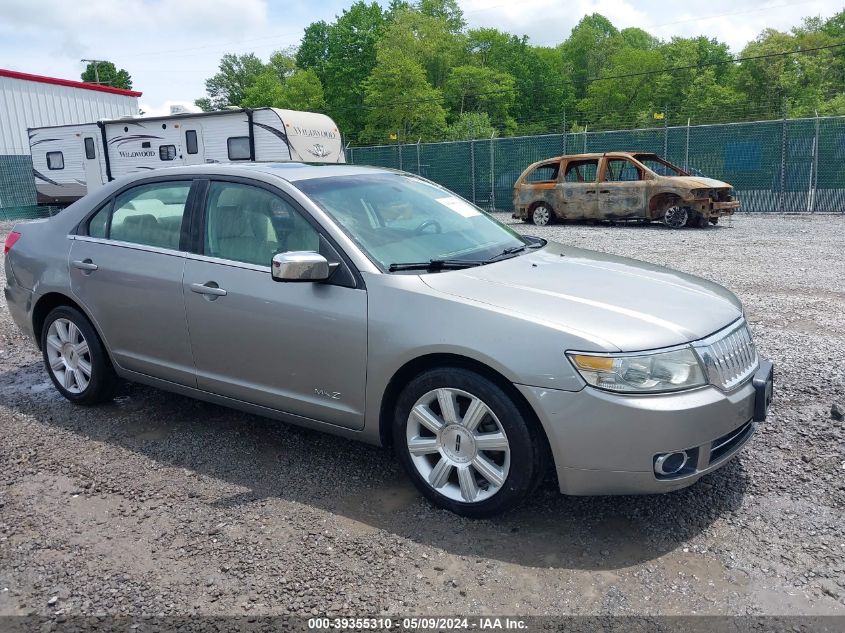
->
[80, 58, 108, 85]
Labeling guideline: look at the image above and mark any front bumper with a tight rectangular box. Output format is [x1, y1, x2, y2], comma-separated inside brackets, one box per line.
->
[517, 360, 772, 495]
[688, 197, 740, 218]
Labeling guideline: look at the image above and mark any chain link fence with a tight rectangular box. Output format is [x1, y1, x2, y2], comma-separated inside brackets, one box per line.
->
[347, 115, 845, 213]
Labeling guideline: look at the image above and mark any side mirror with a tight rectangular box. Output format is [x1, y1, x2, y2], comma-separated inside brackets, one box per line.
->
[271, 251, 336, 282]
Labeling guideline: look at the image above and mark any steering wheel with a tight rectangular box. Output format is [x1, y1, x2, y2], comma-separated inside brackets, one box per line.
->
[414, 219, 442, 234]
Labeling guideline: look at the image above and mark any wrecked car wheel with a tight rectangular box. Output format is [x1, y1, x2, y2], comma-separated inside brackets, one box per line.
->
[663, 206, 689, 229]
[531, 204, 554, 226]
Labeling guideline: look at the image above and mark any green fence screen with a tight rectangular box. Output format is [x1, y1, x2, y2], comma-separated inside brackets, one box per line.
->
[347, 116, 845, 213]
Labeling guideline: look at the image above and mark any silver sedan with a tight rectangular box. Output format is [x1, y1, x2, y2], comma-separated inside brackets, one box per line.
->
[3, 163, 774, 517]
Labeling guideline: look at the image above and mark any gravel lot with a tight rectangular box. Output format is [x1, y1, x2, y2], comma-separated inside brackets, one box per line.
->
[1, 214, 844, 619]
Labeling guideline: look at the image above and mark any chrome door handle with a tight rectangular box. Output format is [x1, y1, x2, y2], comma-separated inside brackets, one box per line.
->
[190, 282, 227, 297]
[72, 259, 98, 271]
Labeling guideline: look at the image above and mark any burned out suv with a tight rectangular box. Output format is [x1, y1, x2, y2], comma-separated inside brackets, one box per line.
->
[513, 152, 740, 228]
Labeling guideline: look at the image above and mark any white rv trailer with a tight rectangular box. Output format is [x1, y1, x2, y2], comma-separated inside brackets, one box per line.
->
[27, 107, 344, 204]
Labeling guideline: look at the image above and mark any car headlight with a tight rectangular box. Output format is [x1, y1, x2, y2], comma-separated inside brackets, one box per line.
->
[567, 348, 707, 393]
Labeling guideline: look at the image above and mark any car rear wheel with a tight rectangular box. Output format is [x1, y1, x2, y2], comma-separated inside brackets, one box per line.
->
[394, 367, 544, 517]
[663, 205, 689, 229]
[530, 204, 554, 226]
[41, 306, 116, 405]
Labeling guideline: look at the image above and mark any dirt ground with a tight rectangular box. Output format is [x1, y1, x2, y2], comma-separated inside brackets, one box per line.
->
[1, 214, 844, 620]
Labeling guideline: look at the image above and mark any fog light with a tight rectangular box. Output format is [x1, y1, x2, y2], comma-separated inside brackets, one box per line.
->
[654, 451, 689, 476]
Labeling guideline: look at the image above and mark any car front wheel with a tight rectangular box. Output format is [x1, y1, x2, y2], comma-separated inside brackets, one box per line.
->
[663, 205, 689, 229]
[41, 305, 116, 405]
[394, 367, 545, 517]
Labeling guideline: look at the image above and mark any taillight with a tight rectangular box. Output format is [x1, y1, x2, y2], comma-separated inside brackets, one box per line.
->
[4, 231, 21, 255]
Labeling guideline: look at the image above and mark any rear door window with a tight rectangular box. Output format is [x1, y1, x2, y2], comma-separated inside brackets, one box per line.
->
[107, 181, 192, 250]
[564, 159, 598, 182]
[604, 159, 642, 182]
[84, 138, 96, 160]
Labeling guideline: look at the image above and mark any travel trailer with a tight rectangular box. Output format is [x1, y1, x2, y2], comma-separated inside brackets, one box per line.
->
[28, 108, 344, 204]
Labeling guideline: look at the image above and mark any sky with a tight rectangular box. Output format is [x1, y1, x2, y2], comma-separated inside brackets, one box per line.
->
[0, 0, 840, 116]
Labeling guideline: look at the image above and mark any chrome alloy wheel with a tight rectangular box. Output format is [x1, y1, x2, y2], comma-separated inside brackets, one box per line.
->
[663, 205, 689, 228]
[406, 388, 510, 503]
[532, 205, 552, 226]
[45, 318, 92, 394]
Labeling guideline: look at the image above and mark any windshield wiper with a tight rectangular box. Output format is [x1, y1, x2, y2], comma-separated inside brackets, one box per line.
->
[388, 259, 485, 272]
[483, 239, 546, 263]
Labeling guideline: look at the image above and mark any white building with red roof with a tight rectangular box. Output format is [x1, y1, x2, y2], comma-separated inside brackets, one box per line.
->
[0, 68, 142, 210]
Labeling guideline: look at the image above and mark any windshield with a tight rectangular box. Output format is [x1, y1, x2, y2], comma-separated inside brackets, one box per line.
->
[634, 154, 689, 177]
[295, 173, 527, 270]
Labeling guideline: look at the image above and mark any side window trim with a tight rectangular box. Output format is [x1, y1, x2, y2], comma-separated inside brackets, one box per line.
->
[75, 177, 199, 254]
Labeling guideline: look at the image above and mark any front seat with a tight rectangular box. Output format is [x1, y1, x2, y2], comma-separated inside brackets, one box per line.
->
[210, 201, 279, 266]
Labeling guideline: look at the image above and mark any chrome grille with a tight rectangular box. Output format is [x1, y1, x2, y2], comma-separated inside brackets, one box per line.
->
[693, 319, 758, 391]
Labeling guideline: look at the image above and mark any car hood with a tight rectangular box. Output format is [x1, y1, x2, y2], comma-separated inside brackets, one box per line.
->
[420, 241, 742, 352]
[665, 176, 732, 189]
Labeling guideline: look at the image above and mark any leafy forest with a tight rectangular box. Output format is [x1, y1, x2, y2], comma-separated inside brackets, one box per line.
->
[193, 0, 845, 145]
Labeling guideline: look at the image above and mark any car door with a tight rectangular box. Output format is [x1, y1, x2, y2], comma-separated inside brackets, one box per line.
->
[559, 158, 599, 218]
[69, 178, 197, 386]
[183, 178, 368, 430]
[598, 157, 648, 218]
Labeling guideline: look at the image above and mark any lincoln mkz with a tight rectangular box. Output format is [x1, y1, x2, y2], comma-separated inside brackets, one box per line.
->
[3, 164, 773, 516]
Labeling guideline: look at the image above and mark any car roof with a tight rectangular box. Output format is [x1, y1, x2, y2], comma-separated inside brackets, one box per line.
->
[120, 162, 392, 183]
[538, 151, 658, 162]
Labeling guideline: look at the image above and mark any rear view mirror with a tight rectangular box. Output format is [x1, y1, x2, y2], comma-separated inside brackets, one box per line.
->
[271, 251, 335, 282]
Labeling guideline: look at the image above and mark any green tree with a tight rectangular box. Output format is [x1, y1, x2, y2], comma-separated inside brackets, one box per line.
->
[295, 21, 330, 73]
[197, 53, 266, 110]
[317, 2, 387, 139]
[443, 65, 516, 132]
[466, 28, 573, 133]
[268, 48, 297, 82]
[378, 6, 462, 88]
[240, 70, 285, 108]
[277, 69, 327, 111]
[559, 14, 619, 100]
[361, 50, 447, 142]
[418, 0, 465, 33]
[445, 112, 496, 140]
[81, 61, 132, 90]
[579, 46, 665, 127]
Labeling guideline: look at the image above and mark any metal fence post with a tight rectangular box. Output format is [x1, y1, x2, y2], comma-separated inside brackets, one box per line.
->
[397, 131, 403, 171]
[811, 112, 819, 213]
[490, 133, 496, 211]
[346, 143, 353, 164]
[470, 139, 476, 204]
[779, 101, 787, 212]
[684, 118, 690, 170]
[583, 124, 588, 153]
[663, 105, 668, 157]
[416, 138, 421, 175]
[562, 110, 566, 155]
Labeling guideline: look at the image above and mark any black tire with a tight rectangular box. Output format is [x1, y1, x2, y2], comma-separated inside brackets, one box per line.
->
[709, 217, 720, 225]
[40, 305, 116, 405]
[393, 367, 546, 518]
[693, 213, 709, 228]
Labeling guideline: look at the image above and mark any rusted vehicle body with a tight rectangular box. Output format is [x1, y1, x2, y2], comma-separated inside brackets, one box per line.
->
[512, 152, 740, 228]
